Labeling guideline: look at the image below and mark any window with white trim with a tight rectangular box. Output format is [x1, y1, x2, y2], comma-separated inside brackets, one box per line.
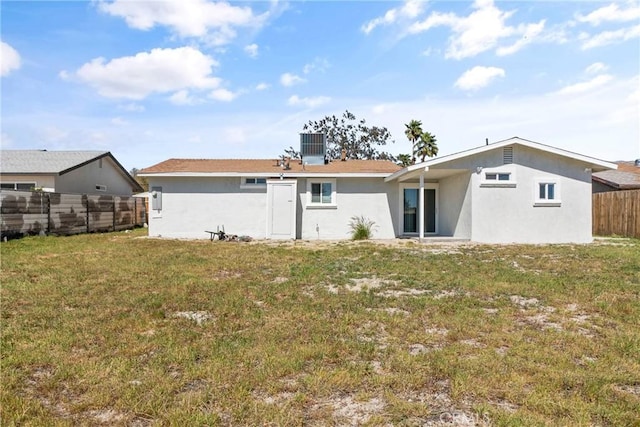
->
[485, 172, 511, 181]
[534, 180, 561, 206]
[480, 170, 516, 188]
[1, 182, 36, 191]
[307, 179, 336, 207]
[240, 177, 267, 189]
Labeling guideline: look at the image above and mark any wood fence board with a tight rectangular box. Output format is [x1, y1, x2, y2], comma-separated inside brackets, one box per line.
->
[593, 189, 640, 238]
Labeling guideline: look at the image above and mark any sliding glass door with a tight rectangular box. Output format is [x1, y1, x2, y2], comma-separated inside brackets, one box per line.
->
[402, 186, 437, 235]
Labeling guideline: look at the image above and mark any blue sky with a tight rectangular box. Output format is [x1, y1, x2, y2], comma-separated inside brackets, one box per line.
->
[1, 0, 639, 171]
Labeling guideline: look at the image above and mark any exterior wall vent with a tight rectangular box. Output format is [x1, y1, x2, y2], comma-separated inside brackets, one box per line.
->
[300, 133, 326, 165]
[503, 147, 513, 164]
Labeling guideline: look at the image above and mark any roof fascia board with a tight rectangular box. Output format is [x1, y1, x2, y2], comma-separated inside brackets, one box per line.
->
[386, 137, 617, 182]
[138, 172, 392, 178]
[58, 152, 110, 175]
[60, 152, 143, 192]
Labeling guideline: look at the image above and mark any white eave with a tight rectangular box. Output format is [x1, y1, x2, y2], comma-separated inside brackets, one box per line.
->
[138, 172, 393, 178]
[385, 137, 618, 182]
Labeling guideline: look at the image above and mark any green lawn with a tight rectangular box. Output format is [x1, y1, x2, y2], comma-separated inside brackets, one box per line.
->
[2, 229, 639, 426]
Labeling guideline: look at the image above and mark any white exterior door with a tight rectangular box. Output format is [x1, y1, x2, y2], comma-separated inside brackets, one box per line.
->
[267, 180, 297, 239]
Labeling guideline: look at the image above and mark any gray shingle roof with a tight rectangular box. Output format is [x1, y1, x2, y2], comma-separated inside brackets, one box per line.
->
[0, 150, 108, 174]
[592, 161, 640, 189]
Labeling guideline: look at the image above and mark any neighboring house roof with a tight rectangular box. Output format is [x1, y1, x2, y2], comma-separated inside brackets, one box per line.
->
[0, 150, 143, 192]
[139, 158, 401, 177]
[592, 161, 640, 190]
[386, 136, 617, 182]
[1, 150, 108, 174]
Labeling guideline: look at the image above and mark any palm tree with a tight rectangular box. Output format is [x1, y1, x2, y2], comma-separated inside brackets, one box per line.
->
[404, 120, 423, 164]
[414, 131, 438, 162]
[397, 154, 412, 167]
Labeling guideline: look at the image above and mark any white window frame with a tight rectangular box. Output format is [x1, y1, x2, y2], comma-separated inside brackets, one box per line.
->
[240, 177, 268, 189]
[534, 179, 561, 207]
[480, 170, 516, 188]
[306, 178, 337, 208]
[0, 182, 37, 191]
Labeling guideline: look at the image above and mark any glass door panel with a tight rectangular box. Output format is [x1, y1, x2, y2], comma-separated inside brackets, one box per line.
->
[403, 189, 418, 233]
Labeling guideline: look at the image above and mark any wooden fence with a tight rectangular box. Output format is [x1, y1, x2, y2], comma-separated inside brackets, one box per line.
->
[592, 189, 640, 238]
[0, 190, 146, 238]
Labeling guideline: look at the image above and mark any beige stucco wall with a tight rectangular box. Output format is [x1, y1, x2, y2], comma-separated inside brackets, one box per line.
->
[0, 175, 55, 191]
[56, 157, 135, 195]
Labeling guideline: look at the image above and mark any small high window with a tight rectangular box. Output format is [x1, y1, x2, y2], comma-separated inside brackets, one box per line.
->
[0, 182, 36, 191]
[240, 177, 267, 189]
[485, 173, 511, 181]
[480, 171, 516, 188]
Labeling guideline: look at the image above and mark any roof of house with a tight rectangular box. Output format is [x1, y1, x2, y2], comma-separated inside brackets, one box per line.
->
[0, 150, 143, 192]
[1, 150, 110, 174]
[139, 158, 401, 177]
[592, 161, 640, 190]
[386, 137, 618, 182]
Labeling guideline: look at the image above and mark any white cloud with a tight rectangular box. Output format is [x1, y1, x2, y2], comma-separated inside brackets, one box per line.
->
[119, 102, 145, 112]
[98, 0, 267, 45]
[556, 74, 613, 95]
[169, 89, 201, 105]
[111, 117, 128, 125]
[244, 43, 259, 58]
[581, 24, 640, 49]
[496, 20, 545, 56]
[454, 66, 505, 91]
[585, 62, 609, 75]
[287, 95, 330, 108]
[42, 126, 69, 143]
[280, 72, 306, 87]
[1, 41, 21, 77]
[303, 57, 330, 74]
[255, 82, 270, 91]
[73, 46, 221, 99]
[408, 0, 545, 59]
[576, 2, 640, 26]
[209, 88, 238, 102]
[1, 132, 14, 147]
[223, 126, 247, 145]
[361, 0, 424, 34]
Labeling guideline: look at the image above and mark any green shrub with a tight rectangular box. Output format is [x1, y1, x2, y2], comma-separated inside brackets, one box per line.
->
[349, 215, 376, 240]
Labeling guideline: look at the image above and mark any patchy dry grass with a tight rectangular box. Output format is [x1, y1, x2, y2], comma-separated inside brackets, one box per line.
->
[1, 230, 639, 426]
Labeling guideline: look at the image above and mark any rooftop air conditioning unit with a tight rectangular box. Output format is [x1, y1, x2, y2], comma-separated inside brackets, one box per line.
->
[300, 133, 327, 165]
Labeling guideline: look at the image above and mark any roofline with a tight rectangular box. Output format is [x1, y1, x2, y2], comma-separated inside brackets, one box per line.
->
[138, 172, 393, 178]
[386, 137, 618, 182]
[592, 175, 640, 190]
[58, 152, 143, 192]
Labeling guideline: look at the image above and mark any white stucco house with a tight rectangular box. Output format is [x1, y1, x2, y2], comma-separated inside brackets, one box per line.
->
[138, 136, 616, 243]
[0, 150, 142, 195]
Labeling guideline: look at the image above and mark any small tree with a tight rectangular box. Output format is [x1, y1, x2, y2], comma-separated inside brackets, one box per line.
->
[295, 110, 395, 160]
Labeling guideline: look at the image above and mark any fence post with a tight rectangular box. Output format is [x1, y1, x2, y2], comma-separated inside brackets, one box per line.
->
[113, 196, 116, 232]
[46, 193, 51, 234]
[85, 194, 90, 233]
